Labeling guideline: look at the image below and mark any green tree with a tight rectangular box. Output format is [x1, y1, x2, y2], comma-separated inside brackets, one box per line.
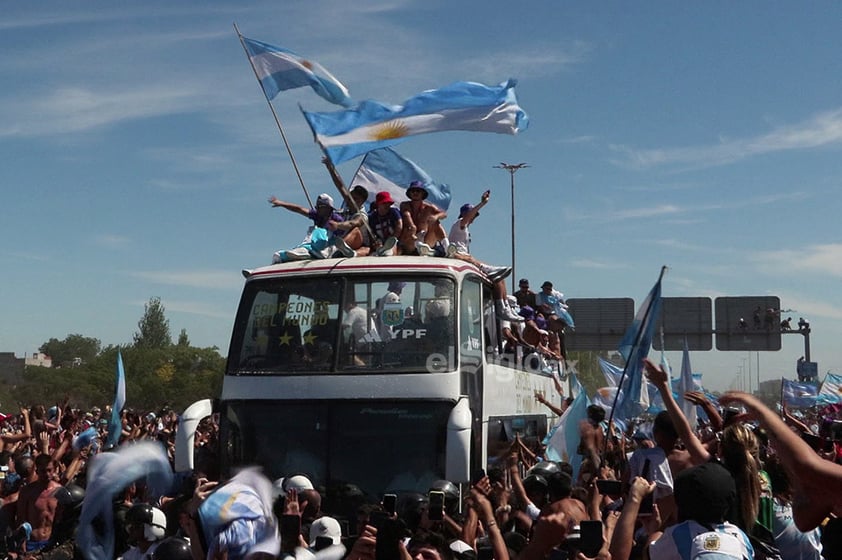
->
[133, 297, 171, 349]
[38, 334, 101, 367]
[177, 328, 190, 347]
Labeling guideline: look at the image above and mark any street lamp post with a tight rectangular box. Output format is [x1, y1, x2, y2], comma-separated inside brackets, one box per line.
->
[494, 162, 529, 293]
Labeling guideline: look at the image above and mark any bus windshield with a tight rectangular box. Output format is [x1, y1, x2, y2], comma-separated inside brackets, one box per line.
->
[220, 400, 451, 499]
[229, 275, 456, 374]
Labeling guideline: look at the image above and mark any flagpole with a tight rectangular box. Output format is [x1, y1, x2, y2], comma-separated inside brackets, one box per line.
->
[603, 266, 667, 455]
[234, 23, 314, 208]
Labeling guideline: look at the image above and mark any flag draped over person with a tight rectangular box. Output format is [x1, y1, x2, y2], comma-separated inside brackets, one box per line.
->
[77, 442, 173, 560]
[611, 266, 666, 423]
[782, 378, 819, 408]
[350, 147, 452, 210]
[198, 467, 281, 559]
[240, 36, 352, 107]
[303, 79, 529, 163]
[677, 338, 698, 428]
[545, 373, 590, 479]
[106, 350, 126, 449]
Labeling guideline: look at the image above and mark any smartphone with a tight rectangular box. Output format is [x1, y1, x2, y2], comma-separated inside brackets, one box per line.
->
[477, 546, 494, 560]
[428, 490, 445, 521]
[548, 548, 569, 560]
[369, 510, 389, 529]
[639, 459, 654, 516]
[595, 479, 622, 496]
[579, 520, 603, 558]
[280, 514, 301, 540]
[382, 493, 397, 516]
[472, 468, 487, 485]
[375, 517, 401, 560]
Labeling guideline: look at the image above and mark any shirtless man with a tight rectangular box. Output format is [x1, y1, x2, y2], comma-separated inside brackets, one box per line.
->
[16, 454, 60, 554]
[578, 405, 605, 470]
[399, 181, 447, 255]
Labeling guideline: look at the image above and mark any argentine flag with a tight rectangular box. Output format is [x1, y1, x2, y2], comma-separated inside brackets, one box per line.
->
[303, 79, 529, 164]
[351, 148, 451, 211]
[242, 37, 352, 107]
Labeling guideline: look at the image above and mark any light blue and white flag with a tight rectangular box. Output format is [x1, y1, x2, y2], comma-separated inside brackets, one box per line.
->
[198, 467, 280, 559]
[106, 350, 126, 449]
[73, 427, 97, 452]
[782, 378, 818, 408]
[545, 373, 589, 479]
[677, 339, 698, 428]
[242, 37, 352, 107]
[351, 147, 452, 210]
[77, 442, 173, 560]
[818, 372, 842, 404]
[598, 357, 623, 388]
[303, 79, 529, 163]
[613, 266, 666, 421]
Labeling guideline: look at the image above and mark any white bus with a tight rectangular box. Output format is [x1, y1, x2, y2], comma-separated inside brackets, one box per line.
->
[178, 256, 563, 502]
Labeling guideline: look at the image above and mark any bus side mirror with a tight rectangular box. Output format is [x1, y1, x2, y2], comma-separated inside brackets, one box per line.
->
[445, 398, 472, 483]
[174, 399, 213, 473]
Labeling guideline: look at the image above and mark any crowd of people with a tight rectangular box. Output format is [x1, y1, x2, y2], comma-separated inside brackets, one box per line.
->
[0, 359, 841, 559]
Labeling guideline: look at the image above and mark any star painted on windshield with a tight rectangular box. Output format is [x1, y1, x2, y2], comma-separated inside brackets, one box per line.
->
[303, 331, 318, 345]
[278, 332, 293, 346]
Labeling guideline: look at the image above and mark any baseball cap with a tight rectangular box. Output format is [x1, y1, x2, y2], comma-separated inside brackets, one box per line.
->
[316, 193, 335, 208]
[459, 203, 477, 218]
[673, 462, 736, 524]
[519, 278, 529, 287]
[309, 516, 342, 548]
[541, 281, 553, 288]
[375, 191, 395, 206]
[282, 474, 315, 492]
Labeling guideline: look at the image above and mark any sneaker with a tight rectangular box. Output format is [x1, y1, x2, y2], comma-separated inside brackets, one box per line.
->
[446, 244, 459, 258]
[333, 237, 356, 258]
[482, 265, 512, 283]
[308, 246, 327, 259]
[276, 247, 311, 262]
[416, 241, 434, 257]
[376, 236, 398, 256]
[496, 301, 524, 322]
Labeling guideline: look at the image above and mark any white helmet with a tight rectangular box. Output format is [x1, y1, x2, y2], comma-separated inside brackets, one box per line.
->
[126, 503, 167, 541]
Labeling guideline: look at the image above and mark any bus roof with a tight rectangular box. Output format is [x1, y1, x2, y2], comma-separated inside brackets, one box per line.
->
[243, 256, 487, 281]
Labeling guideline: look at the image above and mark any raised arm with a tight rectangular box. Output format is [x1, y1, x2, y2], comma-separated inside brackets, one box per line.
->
[535, 391, 564, 417]
[643, 358, 711, 465]
[268, 196, 310, 217]
[719, 391, 842, 531]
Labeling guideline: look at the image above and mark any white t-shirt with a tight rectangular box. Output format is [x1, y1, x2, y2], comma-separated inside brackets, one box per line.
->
[448, 219, 470, 253]
[628, 446, 674, 500]
[771, 498, 823, 560]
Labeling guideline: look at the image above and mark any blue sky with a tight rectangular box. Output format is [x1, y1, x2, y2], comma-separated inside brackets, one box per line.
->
[3, 2, 842, 392]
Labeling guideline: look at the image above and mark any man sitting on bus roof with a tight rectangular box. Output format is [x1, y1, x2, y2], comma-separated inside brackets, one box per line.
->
[443, 191, 522, 323]
[399, 181, 448, 256]
[268, 192, 348, 262]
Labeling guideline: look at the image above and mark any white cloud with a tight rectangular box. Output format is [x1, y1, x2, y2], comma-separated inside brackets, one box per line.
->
[752, 243, 842, 279]
[93, 234, 131, 248]
[128, 270, 243, 290]
[613, 108, 842, 170]
[569, 258, 626, 270]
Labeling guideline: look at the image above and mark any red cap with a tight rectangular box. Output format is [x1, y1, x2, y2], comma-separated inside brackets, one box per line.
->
[375, 191, 395, 205]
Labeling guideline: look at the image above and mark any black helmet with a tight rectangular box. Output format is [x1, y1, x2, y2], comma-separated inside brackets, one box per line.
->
[522, 474, 548, 493]
[126, 503, 167, 541]
[429, 480, 459, 500]
[152, 537, 192, 560]
[53, 484, 85, 509]
[527, 461, 561, 479]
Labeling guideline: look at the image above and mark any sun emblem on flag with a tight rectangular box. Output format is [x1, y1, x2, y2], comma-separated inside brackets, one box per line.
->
[299, 58, 314, 70]
[371, 120, 409, 141]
